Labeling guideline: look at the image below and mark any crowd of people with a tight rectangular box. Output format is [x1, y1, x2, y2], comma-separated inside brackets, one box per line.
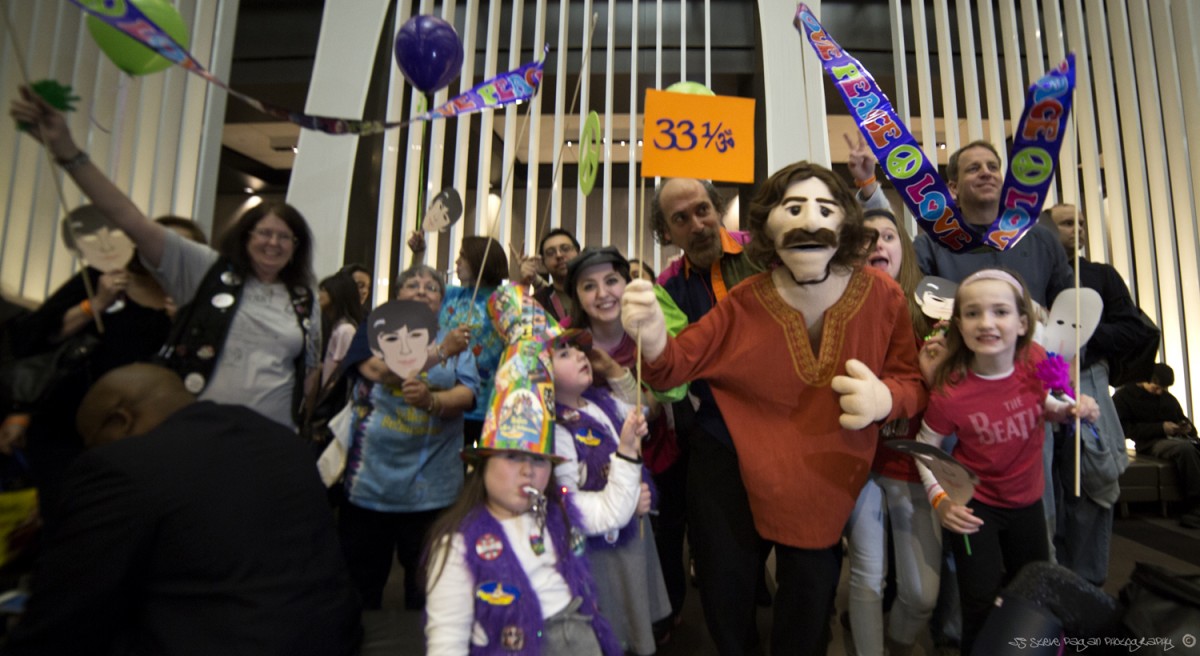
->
[1, 80, 1196, 656]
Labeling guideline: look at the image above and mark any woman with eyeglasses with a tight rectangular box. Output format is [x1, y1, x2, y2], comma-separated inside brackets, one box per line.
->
[407, 232, 509, 452]
[332, 264, 477, 611]
[12, 86, 321, 430]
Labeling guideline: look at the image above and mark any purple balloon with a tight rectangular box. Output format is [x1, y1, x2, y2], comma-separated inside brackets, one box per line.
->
[394, 15, 463, 94]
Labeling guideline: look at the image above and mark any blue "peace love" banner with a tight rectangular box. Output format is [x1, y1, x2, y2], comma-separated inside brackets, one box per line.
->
[793, 4, 1075, 252]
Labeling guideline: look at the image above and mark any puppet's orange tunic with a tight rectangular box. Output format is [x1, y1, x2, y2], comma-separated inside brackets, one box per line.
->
[643, 267, 926, 548]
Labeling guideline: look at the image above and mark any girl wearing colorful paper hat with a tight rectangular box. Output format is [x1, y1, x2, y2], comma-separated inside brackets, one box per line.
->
[423, 285, 644, 656]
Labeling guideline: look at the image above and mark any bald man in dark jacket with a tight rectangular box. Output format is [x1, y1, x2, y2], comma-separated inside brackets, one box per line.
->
[3, 364, 361, 656]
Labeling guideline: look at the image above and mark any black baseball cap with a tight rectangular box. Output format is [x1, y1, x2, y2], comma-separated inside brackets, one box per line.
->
[565, 246, 631, 298]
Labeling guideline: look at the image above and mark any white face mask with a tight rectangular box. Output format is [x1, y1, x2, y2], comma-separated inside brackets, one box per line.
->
[64, 207, 135, 272]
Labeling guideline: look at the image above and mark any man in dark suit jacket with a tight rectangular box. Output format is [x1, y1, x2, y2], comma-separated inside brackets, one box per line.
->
[3, 364, 362, 655]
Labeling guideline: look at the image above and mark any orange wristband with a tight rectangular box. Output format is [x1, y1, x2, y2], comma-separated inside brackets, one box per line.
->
[931, 491, 948, 510]
[2, 414, 30, 429]
[79, 298, 94, 317]
[854, 175, 877, 188]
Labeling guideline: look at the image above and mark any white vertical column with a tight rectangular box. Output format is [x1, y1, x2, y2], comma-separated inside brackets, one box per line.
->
[372, 0, 414, 302]
[932, 0, 961, 152]
[1019, 0, 1046, 80]
[1137, 0, 1189, 411]
[40, 4, 91, 295]
[997, 1, 1025, 164]
[601, 0, 616, 246]
[447, 0, 480, 276]
[474, 1, 502, 246]
[420, 0, 459, 266]
[9, 2, 77, 298]
[1062, 0, 1106, 264]
[498, 1, 525, 249]
[523, 0, 548, 259]
[654, 0, 664, 273]
[679, 0, 686, 82]
[1106, 0, 1156, 314]
[1171, 0, 1200, 254]
[955, 0, 982, 140]
[575, 0, 595, 240]
[910, 1, 939, 163]
[627, 0, 641, 260]
[803, 0, 828, 165]
[889, 0, 914, 232]
[758, 0, 823, 170]
[289, 0, 392, 278]
[976, 0, 1007, 158]
[1084, 0, 1131, 279]
[1168, 0, 1200, 417]
[888, 0, 910, 124]
[704, 0, 711, 88]
[548, 1, 571, 242]
[1041, 0, 1069, 207]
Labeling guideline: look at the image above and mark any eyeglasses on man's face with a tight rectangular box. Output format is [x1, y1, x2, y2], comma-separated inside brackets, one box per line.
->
[542, 243, 578, 259]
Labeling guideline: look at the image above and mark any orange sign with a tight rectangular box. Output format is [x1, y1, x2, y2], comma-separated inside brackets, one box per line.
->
[641, 89, 755, 183]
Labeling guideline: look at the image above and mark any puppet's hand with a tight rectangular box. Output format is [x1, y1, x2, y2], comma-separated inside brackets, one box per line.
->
[832, 359, 893, 430]
[620, 280, 667, 361]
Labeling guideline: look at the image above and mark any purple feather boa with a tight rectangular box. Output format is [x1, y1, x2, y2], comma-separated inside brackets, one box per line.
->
[1036, 352, 1076, 400]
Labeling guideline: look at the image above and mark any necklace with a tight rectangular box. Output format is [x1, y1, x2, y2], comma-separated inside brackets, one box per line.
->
[528, 526, 546, 555]
[523, 485, 549, 556]
[788, 264, 832, 286]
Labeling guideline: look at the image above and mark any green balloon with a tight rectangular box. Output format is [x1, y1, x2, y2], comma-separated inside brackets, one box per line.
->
[665, 81, 715, 96]
[86, 0, 190, 77]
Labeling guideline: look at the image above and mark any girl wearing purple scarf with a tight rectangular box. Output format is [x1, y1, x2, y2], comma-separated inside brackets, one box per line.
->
[551, 338, 671, 655]
[424, 322, 647, 655]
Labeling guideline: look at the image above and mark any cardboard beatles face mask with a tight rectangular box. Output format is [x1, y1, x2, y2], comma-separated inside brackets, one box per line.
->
[914, 276, 959, 322]
[62, 205, 135, 272]
[423, 188, 463, 233]
[367, 300, 439, 380]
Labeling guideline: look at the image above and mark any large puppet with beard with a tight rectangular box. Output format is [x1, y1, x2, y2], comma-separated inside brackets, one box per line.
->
[622, 161, 926, 653]
[742, 162, 871, 288]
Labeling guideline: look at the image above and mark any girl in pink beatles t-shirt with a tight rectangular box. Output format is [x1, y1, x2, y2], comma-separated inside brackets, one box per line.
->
[916, 268, 1099, 654]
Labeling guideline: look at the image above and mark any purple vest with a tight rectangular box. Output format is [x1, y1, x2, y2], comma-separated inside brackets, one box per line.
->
[556, 389, 655, 550]
[459, 500, 620, 655]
